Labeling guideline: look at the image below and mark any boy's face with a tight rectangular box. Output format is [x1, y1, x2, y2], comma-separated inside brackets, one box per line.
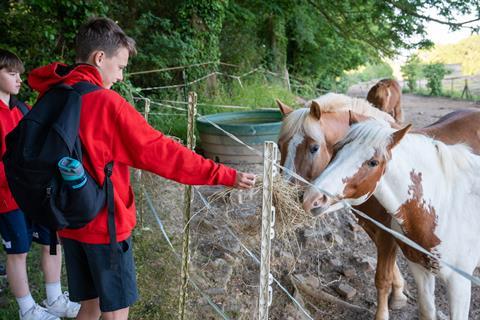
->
[0, 68, 22, 96]
[95, 47, 129, 89]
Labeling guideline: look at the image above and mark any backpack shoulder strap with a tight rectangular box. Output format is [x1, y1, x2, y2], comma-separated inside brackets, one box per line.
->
[15, 100, 29, 116]
[10, 97, 29, 116]
[72, 81, 102, 96]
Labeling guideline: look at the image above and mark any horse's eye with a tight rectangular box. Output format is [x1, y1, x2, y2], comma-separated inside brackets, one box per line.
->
[310, 144, 320, 154]
[367, 159, 379, 167]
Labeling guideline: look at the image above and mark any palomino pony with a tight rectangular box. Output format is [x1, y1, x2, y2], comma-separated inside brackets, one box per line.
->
[277, 93, 480, 320]
[303, 120, 480, 320]
[367, 79, 402, 123]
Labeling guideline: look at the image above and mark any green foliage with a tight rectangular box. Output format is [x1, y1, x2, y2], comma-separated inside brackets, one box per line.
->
[344, 61, 394, 85]
[401, 54, 423, 91]
[177, 1, 226, 80]
[143, 75, 296, 142]
[2, 0, 479, 102]
[0, 0, 108, 70]
[419, 35, 480, 75]
[202, 75, 298, 111]
[423, 63, 450, 95]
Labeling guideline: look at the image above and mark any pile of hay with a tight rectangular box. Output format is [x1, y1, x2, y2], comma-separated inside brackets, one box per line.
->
[209, 175, 316, 238]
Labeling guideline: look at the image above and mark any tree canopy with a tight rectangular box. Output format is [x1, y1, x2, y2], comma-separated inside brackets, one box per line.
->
[1, 0, 479, 93]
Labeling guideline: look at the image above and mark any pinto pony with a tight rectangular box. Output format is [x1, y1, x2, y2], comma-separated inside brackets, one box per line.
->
[277, 93, 406, 320]
[367, 79, 403, 123]
[277, 92, 480, 320]
[304, 120, 480, 320]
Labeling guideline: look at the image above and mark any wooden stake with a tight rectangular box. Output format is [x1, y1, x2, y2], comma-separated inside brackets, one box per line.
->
[178, 92, 197, 320]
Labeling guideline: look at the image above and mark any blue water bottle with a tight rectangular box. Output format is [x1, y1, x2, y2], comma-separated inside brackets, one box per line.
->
[58, 157, 87, 189]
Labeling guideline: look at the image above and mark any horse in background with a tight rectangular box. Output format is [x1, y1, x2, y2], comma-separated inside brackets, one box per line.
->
[367, 79, 403, 123]
[277, 92, 480, 320]
[304, 120, 480, 320]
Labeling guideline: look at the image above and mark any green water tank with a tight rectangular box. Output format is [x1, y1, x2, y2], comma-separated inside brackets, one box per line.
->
[196, 109, 282, 163]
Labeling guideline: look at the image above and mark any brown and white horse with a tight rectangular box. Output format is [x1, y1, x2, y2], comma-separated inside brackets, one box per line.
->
[278, 93, 405, 320]
[367, 79, 402, 123]
[278, 93, 480, 320]
[303, 120, 480, 320]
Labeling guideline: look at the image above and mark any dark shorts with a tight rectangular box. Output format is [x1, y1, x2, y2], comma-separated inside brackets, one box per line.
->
[0, 209, 51, 254]
[61, 236, 138, 312]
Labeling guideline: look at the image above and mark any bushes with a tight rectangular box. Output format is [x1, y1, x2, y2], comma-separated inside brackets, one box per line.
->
[423, 63, 450, 96]
[401, 54, 422, 91]
[401, 54, 451, 96]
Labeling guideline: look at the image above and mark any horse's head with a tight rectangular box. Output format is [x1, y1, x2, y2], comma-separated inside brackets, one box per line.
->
[277, 99, 352, 183]
[302, 120, 411, 215]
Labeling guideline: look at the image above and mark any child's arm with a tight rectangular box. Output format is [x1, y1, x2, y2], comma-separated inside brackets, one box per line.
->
[111, 100, 255, 188]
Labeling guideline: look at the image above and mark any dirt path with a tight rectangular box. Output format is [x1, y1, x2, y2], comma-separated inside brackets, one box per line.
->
[402, 93, 480, 127]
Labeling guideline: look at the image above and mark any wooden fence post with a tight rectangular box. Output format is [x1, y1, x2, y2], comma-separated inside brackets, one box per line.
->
[178, 92, 197, 320]
[462, 79, 472, 99]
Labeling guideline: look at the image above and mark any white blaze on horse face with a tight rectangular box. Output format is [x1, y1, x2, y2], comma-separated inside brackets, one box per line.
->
[311, 141, 377, 205]
[283, 133, 303, 180]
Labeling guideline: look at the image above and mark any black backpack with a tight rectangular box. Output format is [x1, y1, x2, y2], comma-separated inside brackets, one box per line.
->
[9, 96, 30, 116]
[3, 82, 116, 258]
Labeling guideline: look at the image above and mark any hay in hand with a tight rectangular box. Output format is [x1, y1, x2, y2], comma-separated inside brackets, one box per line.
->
[209, 175, 317, 239]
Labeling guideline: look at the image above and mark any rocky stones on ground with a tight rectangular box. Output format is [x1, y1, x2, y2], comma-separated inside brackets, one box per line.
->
[335, 283, 357, 300]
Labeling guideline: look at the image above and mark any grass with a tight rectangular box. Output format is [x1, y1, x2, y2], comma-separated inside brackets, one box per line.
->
[0, 231, 181, 320]
[128, 229, 180, 320]
[0, 245, 68, 320]
[137, 75, 298, 142]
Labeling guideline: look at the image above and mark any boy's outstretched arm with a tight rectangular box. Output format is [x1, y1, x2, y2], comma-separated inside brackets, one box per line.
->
[111, 99, 258, 188]
[234, 172, 256, 190]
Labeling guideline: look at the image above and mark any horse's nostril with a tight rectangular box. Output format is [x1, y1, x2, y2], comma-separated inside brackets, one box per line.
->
[321, 194, 327, 203]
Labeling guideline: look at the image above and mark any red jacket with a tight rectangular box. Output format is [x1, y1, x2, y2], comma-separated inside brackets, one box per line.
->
[0, 97, 26, 213]
[28, 63, 237, 244]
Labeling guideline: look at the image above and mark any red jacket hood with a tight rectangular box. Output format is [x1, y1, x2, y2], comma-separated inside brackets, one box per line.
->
[28, 63, 104, 94]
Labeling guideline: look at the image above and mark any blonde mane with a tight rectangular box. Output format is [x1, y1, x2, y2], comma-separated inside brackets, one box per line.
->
[279, 93, 394, 142]
[305, 93, 395, 123]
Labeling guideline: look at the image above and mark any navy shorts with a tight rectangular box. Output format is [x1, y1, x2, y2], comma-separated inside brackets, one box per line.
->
[61, 237, 138, 312]
[0, 209, 51, 254]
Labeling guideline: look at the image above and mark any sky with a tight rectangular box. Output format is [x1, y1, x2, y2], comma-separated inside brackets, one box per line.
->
[425, 13, 477, 45]
[391, 10, 478, 78]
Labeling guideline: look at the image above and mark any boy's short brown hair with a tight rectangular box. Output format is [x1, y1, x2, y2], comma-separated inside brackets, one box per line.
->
[75, 17, 137, 62]
[0, 49, 24, 73]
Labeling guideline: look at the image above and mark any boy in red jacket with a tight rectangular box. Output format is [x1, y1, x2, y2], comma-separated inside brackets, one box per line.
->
[28, 18, 256, 320]
[0, 49, 80, 320]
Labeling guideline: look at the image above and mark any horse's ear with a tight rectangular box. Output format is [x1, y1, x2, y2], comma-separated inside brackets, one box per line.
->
[310, 100, 322, 120]
[388, 124, 412, 150]
[276, 99, 293, 116]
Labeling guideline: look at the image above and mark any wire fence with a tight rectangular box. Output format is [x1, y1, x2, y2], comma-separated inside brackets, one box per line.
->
[126, 61, 480, 319]
[352, 75, 480, 101]
[131, 90, 480, 320]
